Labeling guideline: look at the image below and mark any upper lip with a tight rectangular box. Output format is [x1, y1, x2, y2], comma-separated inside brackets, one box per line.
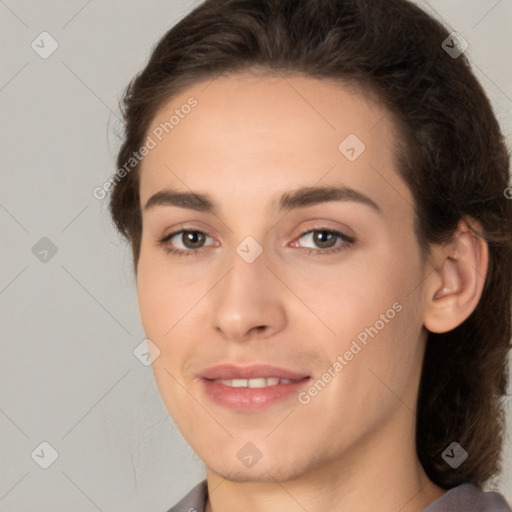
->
[200, 364, 309, 381]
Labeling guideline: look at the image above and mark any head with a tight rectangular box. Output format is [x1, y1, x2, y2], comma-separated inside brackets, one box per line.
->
[109, 0, 512, 489]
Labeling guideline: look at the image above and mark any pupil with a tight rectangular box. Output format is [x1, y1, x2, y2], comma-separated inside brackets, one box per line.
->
[183, 231, 205, 249]
[314, 231, 336, 248]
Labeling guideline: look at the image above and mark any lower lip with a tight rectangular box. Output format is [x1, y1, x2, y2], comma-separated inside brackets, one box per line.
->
[201, 378, 310, 411]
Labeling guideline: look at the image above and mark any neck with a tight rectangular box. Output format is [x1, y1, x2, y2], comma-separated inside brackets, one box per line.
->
[204, 404, 445, 512]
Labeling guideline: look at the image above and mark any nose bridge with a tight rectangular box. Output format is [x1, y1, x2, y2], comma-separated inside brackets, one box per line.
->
[209, 241, 286, 341]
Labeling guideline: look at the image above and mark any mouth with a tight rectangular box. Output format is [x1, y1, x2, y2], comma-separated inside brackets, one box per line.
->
[199, 364, 311, 411]
[211, 377, 297, 387]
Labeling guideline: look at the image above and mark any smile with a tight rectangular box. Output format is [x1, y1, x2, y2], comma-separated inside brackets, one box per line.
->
[212, 377, 297, 388]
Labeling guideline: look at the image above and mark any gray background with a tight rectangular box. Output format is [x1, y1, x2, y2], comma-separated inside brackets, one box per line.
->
[1, 1, 511, 510]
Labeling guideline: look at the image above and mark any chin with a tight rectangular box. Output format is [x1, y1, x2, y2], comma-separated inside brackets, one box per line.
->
[202, 446, 313, 483]
[211, 464, 302, 483]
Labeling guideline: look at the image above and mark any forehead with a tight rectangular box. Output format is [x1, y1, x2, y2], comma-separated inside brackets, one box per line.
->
[138, 73, 412, 217]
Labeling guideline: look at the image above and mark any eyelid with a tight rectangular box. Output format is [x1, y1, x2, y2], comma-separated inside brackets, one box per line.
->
[292, 219, 355, 238]
[295, 227, 354, 242]
[290, 227, 355, 253]
[159, 228, 217, 254]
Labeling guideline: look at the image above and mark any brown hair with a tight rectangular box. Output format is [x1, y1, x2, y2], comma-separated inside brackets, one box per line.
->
[109, 0, 512, 489]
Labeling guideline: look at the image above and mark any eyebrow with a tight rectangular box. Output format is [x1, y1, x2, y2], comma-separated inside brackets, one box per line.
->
[144, 185, 381, 214]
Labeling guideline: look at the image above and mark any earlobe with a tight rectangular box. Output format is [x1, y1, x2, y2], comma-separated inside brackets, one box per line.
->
[423, 218, 489, 334]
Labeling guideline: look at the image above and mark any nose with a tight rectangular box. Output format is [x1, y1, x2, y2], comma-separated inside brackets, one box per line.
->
[209, 248, 287, 343]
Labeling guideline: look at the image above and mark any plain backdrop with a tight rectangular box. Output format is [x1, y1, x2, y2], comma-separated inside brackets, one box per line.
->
[1, 0, 511, 510]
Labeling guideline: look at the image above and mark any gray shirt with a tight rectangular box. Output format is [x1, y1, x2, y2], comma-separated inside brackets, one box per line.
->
[167, 480, 512, 512]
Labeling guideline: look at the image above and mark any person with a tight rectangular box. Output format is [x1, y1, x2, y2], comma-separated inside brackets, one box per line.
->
[108, 0, 512, 510]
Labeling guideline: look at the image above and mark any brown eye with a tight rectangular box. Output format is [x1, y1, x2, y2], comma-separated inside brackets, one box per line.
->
[160, 230, 214, 256]
[180, 231, 206, 249]
[311, 230, 338, 249]
[298, 229, 346, 249]
[292, 228, 355, 255]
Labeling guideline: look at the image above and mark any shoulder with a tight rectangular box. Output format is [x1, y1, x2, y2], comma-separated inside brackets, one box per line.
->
[164, 480, 511, 512]
[423, 483, 511, 512]
[165, 480, 208, 512]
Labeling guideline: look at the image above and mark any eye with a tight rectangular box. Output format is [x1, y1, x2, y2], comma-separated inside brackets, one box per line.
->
[291, 229, 354, 255]
[159, 230, 215, 256]
[158, 227, 354, 257]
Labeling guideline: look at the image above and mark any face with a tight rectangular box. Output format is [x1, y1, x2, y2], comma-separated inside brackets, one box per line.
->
[136, 73, 429, 482]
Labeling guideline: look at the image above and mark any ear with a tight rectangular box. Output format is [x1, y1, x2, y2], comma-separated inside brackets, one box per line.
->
[423, 217, 489, 334]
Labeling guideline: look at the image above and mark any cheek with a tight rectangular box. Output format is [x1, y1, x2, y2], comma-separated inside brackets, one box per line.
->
[285, 248, 416, 334]
[289, 242, 425, 384]
[336, 262, 425, 415]
[136, 251, 210, 387]
[136, 258, 196, 419]
[136, 249, 195, 338]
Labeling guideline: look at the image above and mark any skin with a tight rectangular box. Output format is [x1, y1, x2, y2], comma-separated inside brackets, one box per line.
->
[136, 73, 488, 512]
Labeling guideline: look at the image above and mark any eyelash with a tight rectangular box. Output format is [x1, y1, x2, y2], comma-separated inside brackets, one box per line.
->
[158, 228, 355, 257]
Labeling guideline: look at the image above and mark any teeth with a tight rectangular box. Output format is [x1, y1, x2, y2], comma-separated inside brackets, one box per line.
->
[248, 378, 267, 388]
[216, 377, 296, 388]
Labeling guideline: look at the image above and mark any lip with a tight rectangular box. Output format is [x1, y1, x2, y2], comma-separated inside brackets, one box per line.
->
[199, 364, 311, 411]
[200, 363, 309, 381]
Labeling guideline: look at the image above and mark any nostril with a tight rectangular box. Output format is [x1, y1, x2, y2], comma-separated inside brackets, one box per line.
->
[250, 325, 267, 335]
